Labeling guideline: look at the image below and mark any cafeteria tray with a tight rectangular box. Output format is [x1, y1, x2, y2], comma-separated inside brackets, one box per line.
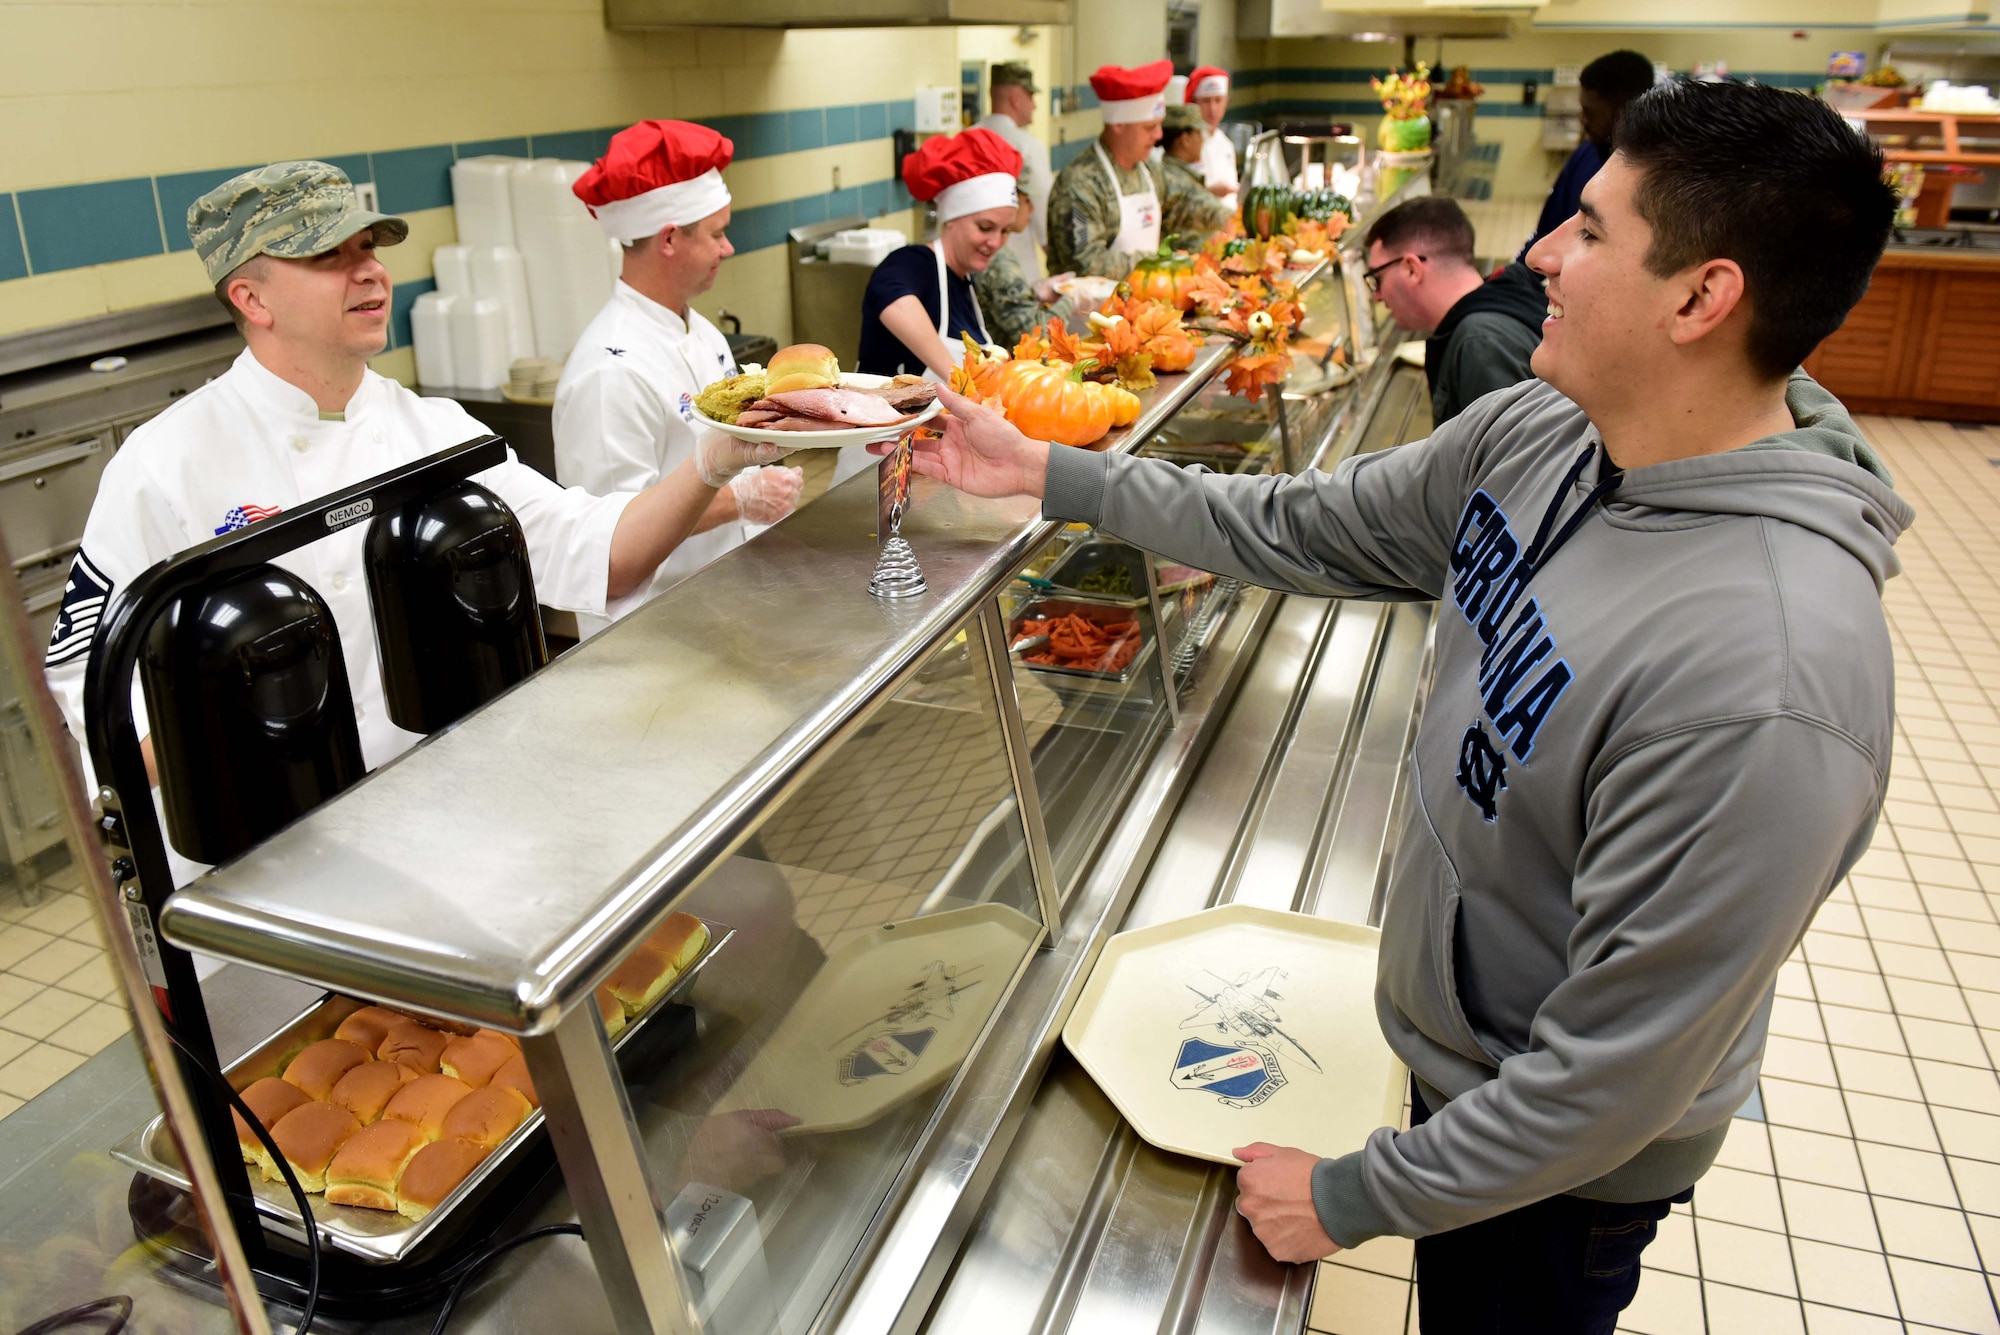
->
[1009, 596, 1158, 687]
[1063, 903, 1403, 1165]
[110, 918, 734, 1264]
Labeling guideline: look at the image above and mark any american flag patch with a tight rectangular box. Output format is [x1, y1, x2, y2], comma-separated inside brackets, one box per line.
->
[46, 548, 113, 668]
[214, 502, 282, 535]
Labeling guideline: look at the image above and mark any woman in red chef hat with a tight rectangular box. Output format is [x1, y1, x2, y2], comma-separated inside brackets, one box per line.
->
[857, 126, 1024, 381]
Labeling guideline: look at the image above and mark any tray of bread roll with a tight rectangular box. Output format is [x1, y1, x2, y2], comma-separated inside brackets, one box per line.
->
[111, 912, 725, 1263]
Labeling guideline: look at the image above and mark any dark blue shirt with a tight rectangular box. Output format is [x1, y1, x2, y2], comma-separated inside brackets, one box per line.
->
[858, 244, 985, 376]
[1518, 140, 1606, 260]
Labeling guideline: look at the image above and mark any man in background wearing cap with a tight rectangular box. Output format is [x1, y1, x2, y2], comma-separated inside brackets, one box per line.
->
[555, 120, 803, 638]
[973, 162, 1077, 350]
[1045, 60, 1231, 280]
[1186, 65, 1240, 210]
[1160, 103, 1213, 202]
[45, 160, 787, 846]
[976, 62, 1052, 280]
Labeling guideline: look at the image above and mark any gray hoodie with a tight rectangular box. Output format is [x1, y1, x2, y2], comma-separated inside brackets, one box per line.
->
[1043, 372, 1913, 1245]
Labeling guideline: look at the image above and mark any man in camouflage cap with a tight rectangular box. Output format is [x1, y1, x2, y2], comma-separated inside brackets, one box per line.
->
[1159, 103, 1210, 198]
[976, 61, 1052, 278]
[46, 160, 790, 833]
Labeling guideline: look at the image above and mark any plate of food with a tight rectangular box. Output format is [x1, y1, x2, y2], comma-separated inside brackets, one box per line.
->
[693, 342, 942, 447]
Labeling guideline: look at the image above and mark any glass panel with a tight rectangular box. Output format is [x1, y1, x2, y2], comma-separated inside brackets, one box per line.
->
[631, 611, 1045, 1335]
[998, 536, 1171, 894]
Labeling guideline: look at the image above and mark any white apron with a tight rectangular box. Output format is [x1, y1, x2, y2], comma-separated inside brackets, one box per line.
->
[924, 238, 992, 383]
[1094, 143, 1162, 259]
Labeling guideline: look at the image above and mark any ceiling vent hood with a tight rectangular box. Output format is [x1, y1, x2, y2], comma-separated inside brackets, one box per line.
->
[606, 0, 1070, 27]
[1237, 0, 1511, 38]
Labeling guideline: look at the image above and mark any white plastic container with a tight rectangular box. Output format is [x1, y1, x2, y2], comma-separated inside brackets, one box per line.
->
[432, 245, 474, 298]
[410, 291, 458, 389]
[825, 228, 907, 267]
[448, 296, 511, 391]
[510, 159, 606, 359]
[451, 157, 522, 249]
[466, 244, 537, 362]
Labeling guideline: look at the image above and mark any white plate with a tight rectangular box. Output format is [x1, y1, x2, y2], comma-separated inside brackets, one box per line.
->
[690, 372, 943, 449]
[1063, 903, 1404, 1165]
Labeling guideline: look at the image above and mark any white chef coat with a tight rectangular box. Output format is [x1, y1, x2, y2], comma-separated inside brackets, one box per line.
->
[1201, 126, 1240, 213]
[554, 280, 750, 639]
[44, 347, 638, 882]
[976, 112, 1051, 280]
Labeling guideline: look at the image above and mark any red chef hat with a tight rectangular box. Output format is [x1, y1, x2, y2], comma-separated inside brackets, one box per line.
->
[1089, 59, 1174, 124]
[901, 127, 1025, 223]
[573, 120, 735, 243]
[1189, 66, 1230, 101]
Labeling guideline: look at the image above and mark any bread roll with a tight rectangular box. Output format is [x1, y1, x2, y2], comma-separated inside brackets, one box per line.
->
[764, 342, 840, 395]
[325, 1118, 430, 1210]
[645, 913, 711, 971]
[234, 1076, 310, 1176]
[267, 1100, 361, 1192]
[377, 1018, 449, 1073]
[440, 1031, 516, 1088]
[381, 1073, 473, 1140]
[488, 1052, 538, 1109]
[476, 1028, 522, 1051]
[283, 1039, 372, 1101]
[439, 1085, 533, 1150]
[396, 1137, 491, 1221]
[604, 946, 674, 1018]
[595, 985, 627, 1038]
[330, 1059, 417, 1123]
[333, 1005, 404, 1053]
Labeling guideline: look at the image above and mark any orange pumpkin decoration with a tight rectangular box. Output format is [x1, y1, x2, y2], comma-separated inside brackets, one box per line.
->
[999, 360, 1115, 447]
[1127, 248, 1200, 310]
[1144, 330, 1196, 373]
[1096, 382, 1142, 427]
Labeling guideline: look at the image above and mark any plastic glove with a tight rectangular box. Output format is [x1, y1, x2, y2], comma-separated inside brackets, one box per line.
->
[730, 464, 805, 525]
[696, 428, 796, 488]
[1034, 271, 1074, 305]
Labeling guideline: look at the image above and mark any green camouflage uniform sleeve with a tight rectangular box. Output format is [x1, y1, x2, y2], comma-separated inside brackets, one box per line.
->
[1154, 157, 1232, 240]
[1046, 149, 1135, 280]
[973, 246, 1075, 349]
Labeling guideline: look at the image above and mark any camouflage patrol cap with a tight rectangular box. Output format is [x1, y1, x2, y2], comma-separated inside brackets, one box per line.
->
[991, 61, 1038, 95]
[189, 161, 408, 285]
[1163, 102, 1205, 133]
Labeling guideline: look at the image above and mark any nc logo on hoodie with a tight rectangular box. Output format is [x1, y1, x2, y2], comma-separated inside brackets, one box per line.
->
[1448, 491, 1576, 819]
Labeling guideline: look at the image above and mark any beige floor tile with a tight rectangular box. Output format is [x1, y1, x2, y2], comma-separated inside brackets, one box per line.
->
[1892, 976, 1977, 1024]
[1329, 1234, 1413, 1279]
[1780, 1179, 1883, 1250]
[1948, 923, 2000, 959]
[1927, 887, 2000, 924]
[1620, 1269, 1705, 1335]
[1853, 875, 1927, 912]
[1791, 1237, 1902, 1317]
[17, 894, 91, 938]
[46, 1002, 126, 1056]
[1907, 1017, 1991, 1066]
[1764, 1077, 1856, 1135]
[1833, 1047, 1926, 1101]
[1880, 941, 1962, 982]
[1861, 1141, 1964, 1206]
[1886, 1254, 2000, 1331]
[1801, 1304, 1904, 1334]
[1695, 1165, 1789, 1232]
[0, 924, 57, 971]
[1308, 1261, 1409, 1335]
[1649, 1208, 1698, 1276]
[1768, 1037, 1841, 1086]
[1817, 902, 1870, 938]
[1955, 953, 2000, 992]
[0, 1041, 86, 1100]
[53, 954, 117, 1001]
[1824, 1005, 1910, 1054]
[1697, 1217, 1798, 1294]
[1910, 855, 1986, 891]
[11, 937, 99, 986]
[1935, 1108, 2000, 1164]
[1921, 1061, 2000, 1115]
[1818, 966, 1894, 1012]
[1809, 931, 1883, 971]
[1877, 1197, 1983, 1269]
[0, 1028, 31, 1069]
[1953, 811, 2000, 839]
[1906, 827, 1972, 858]
[1716, 1118, 1776, 1174]
[0, 971, 39, 1019]
[0, 985, 91, 1040]
[1853, 848, 1913, 881]
[1965, 1212, 2000, 1273]
[1780, 959, 1819, 1000]
[1774, 1126, 1869, 1190]
[1702, 1280, 1806, 1334]
[1971, 992, 2000, 1028]
[1849, 1091, 1944, 1150]
[1774, 996, 1830, 1042]
[1869, 906, 1947, 947]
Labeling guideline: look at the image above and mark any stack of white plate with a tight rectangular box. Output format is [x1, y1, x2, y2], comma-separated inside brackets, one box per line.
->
[505, 357, 565, 404]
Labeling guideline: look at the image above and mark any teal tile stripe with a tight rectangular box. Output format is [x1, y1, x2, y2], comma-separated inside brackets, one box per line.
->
[1, 98, 926, 280]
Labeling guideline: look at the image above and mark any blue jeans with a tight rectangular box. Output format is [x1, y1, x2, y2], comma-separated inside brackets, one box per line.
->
[1409, 1084, 1691, 1335]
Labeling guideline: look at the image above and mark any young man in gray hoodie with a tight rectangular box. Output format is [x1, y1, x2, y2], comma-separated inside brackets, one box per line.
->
[902, 81, 1907, 1331]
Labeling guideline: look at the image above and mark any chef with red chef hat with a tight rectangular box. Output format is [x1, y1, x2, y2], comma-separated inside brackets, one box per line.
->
[555, 118, 804, 638]
[1186, 65, 1240, 209]
[857, 126, 1025, 381]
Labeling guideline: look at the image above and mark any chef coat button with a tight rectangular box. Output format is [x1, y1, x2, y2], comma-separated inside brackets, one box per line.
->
[330, 572, 348, 592]
[291, 435, 310, 453]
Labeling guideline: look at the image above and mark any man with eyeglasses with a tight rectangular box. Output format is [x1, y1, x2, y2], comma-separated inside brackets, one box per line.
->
[1364, 196, 1546, 425]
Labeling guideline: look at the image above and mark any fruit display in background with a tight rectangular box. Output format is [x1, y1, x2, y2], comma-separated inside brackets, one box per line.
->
[1373, 62, 1433, 152]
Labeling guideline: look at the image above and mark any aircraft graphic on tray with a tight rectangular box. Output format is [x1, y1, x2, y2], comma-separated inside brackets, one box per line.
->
[833, 959, 985, 1085]
[1171, 966, 1323, 1110]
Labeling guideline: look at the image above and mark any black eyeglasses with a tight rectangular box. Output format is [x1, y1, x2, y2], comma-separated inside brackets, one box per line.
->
[1363, 252, 1426, 293]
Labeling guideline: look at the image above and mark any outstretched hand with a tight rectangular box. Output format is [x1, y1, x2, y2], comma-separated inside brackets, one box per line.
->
[1234, 1142, 1342, 1263]
[870, 387, 1051, 500]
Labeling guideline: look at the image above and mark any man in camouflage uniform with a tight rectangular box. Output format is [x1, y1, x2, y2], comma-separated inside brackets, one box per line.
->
[974, 167, 1077, 347]
[1046, 95, 1231, 278]
[1159, 103, 1211, 200]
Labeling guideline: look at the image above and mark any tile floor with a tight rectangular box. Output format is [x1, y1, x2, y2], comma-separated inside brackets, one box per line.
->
[0, 857, 127, 1116]
[1310, 415, 2000, 1333]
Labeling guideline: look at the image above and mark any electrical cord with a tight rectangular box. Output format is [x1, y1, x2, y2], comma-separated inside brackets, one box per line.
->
[13, 1295, 133, 1335]
[427, 1224, 584, 1335]
[163, 1028, 322, 1335]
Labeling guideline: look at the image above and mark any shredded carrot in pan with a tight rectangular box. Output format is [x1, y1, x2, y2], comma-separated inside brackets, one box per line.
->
[1017, 614, 1142, 673]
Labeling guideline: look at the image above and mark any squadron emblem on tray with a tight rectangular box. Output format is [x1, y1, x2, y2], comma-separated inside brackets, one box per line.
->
[1170, 966, 1323, 1109]
[835, 960, 986, 1085]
